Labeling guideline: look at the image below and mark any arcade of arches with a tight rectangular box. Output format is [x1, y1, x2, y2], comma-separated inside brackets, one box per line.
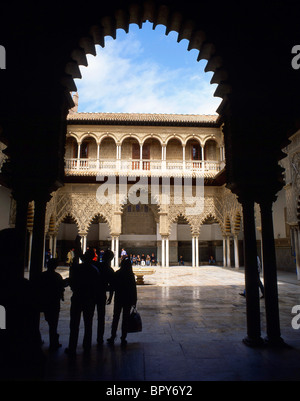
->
[1, 0, 300, 349]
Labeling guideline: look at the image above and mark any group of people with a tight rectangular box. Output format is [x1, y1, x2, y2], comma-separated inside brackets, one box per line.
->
[129, 252, 157, 266]
[40, 245, 137, 356]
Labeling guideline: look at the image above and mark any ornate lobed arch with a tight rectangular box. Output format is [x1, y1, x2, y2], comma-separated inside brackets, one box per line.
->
[61, 2, 231, 115]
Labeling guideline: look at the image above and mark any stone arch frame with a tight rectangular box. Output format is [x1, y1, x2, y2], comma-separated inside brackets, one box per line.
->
[199, 211, 223, 233]
[184, 135, 202, 147]
[80, 132, 99, 144]
[165, 134, 185, 146]
[120, 134, 142, 146]
[85, 211, 111, 236]
[99, 133, 118, 145]
[141, 134, 163, 146]
[55, 212, 81, 235]
[61, 2, 231, 112]
[66, 132, 80, 142]
[167, 209, 195, 236]
[202, 135, 222, 147]
[203, 137, 219, 161]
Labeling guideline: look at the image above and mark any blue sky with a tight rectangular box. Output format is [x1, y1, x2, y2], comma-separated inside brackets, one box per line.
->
[74, 21, 221, 115]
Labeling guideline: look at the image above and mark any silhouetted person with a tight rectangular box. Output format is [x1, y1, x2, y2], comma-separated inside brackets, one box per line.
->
[73, 234, 83, 265]
[239, 255, 264, 298]
[95, 249, 115, 345]
[65, 248, 99, 356]
[107, 256, 137, 346]
[37, 258, 66, 350]
[0, 228, 45, 379]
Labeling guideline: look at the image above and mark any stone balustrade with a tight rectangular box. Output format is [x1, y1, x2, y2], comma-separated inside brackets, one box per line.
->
[65, 158, 223, 177]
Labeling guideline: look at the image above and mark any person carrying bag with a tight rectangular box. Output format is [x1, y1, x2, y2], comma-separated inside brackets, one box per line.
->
[107, 256, 138, 346]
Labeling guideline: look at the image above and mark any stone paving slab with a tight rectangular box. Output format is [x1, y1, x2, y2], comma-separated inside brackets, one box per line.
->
[37, 265, 300, 381]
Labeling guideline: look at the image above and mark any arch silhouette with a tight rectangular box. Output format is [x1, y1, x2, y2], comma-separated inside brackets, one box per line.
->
[62, 3, 230, 112]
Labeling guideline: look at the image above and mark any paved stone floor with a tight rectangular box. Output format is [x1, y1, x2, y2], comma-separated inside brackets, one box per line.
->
[38, 265, 300, 382]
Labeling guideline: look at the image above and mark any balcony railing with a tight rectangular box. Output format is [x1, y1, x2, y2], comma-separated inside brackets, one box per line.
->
[64, 158, 224, 177]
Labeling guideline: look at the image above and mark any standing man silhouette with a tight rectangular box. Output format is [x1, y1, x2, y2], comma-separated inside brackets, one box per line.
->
[65, 248, 99, 356]
[95, 249, 115, 345]
[107, 257, 137, 346]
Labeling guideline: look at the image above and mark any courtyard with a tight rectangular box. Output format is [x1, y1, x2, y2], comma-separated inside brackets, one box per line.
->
[38, 265, 300, 381]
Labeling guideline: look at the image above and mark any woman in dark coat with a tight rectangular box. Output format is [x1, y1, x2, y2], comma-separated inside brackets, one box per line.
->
[107, 256, 137, 346]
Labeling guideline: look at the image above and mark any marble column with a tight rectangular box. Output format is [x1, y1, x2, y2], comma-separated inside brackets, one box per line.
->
[96, 143, 100, 169]
[53, 234, 57, 259]
[140, 143, 143, 170]
[111, 236, 115, 266]
[195, 236, 199, 267]
[165, 237, 169, 268]
[226, 236, 231, 267]
[27, 229, 33, 271]
[115, 236, 119, 268]
[223, 236, 227, 267]
[191, 237, 195, 267]
[234, 235, 240, 269]
[161, 238, 165, 267]
[77, 143, 81, 169]
[82, 234, 87, 254]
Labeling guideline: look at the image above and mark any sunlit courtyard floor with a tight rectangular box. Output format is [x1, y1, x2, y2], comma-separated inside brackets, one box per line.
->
[39, 265, 300, 381]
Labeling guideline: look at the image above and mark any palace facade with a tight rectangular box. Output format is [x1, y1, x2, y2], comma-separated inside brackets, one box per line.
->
[1, 97, 294, 272]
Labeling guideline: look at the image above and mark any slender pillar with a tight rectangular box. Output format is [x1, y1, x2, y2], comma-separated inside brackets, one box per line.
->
[97, 143, 100, 169]
[115, 236, 119, 268]
[226, 236, 231, 267]
[162, 145, 166, 170]
[241, 198, 263, 346]
[192, 237, 195, 267]
[111, 236, 115, 266]
[165, 237, 169, 268]
[234, 235, 240, 268]
[195, 236, 199, 267]
[140, 143, 143, 170]
[49, 234, 53, 254]
[77, 143, 81, 169]
[200, 145, 204, 160]
[27, 230, 33, 270]
[82, 235, 87, 254]
[161, 238, 165, 267]
[259, 198, 284, 345]
[223, 236, 227, 267]
[182, 145, 186, 170]
[53, 234, 57, 259]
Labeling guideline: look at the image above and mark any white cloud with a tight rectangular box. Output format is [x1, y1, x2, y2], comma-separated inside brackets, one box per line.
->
[74, 31, 221, 115]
